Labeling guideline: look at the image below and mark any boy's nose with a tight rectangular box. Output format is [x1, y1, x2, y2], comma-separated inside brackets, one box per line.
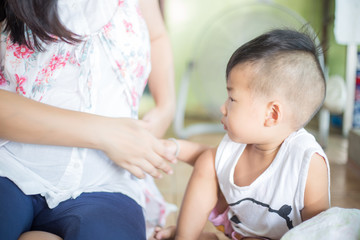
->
[220, 101, 227, 116]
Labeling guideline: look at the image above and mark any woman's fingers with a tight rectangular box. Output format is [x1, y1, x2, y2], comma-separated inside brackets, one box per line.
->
[126, 155, 168, 179]
[115, 141, 174, 179]
[152, 137, 177, 163]
[135, 127, 176, 175]
[122, 163, 146, 179]
[100, 118, 177, 179]
[148, 146, 174, 174]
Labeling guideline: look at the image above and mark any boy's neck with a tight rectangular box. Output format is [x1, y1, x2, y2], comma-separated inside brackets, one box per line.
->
[234, 143, 282, 187]
[250, 126, 296, 157]
[246, 142, 282, 162]
[253, 143, 282, 154]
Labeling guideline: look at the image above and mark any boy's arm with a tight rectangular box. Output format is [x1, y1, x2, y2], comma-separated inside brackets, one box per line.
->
[301, 153, 330, 221]
[176, 139, 209, 166]
[175, 148, 219, 240]
[162, 139, 210, 166]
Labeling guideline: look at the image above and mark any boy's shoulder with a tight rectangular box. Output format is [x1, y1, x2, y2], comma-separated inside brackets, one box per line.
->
[285, 128, 321, 150]
[193, 147, 218, 177]
[282, 128, 328, 169]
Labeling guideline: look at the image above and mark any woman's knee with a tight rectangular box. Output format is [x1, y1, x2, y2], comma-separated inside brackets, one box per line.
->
[19, 231, 63, 240]
[73, 193, 146, 239]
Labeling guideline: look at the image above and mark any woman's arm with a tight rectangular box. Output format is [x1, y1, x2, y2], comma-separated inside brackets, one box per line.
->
[0, 90, 175, 179]
[301, 153, 330, 221]
[175, 148, 219, 240]
[139, 0, 176, 138]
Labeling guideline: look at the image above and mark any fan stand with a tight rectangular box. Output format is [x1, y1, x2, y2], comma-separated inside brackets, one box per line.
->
[173, 61, 225, 139]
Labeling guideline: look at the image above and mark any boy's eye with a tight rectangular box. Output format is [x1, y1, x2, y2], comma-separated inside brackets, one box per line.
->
[229, 97, 235, 102]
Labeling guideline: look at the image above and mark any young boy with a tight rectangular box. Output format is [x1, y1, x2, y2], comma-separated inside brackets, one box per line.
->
[154, 29, 330, 240]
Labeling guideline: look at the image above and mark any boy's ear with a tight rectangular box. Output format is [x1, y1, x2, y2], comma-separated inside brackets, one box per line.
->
[264, 101, 282, 127]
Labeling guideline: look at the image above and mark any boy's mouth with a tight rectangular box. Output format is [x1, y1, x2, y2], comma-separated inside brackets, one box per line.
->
[221, 120, 227, 130]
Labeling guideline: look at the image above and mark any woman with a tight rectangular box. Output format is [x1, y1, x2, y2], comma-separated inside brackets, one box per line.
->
[0, 0, 176, 239]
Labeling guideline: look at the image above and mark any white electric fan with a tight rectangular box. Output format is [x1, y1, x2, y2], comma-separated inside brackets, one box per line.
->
[173, 0, 328, 143]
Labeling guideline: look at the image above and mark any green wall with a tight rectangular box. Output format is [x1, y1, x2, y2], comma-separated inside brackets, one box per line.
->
[274, 0, 347, 77]
[163, 0, 349, 113]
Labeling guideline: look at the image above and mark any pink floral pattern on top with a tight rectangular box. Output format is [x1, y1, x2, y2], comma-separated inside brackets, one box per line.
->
[123, 20, 135, 33]
[0, 69, 8, 86]
[15, 74, 27, 95]
[32, 51, 71, 98]
[7, 43, 35, 59]
[48, 52, 70, 71]
[103, 22, 113, 37]
[118, 0, 125, 6]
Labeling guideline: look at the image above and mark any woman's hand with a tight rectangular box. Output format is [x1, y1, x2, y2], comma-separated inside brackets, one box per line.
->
[97, 117, 177, 179]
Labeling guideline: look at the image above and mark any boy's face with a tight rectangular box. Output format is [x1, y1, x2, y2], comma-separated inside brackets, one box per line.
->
[220, 64, 266, 143]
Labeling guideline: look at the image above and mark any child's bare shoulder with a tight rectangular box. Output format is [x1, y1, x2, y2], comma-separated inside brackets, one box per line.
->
[194, 147, 217, 173]
[302, 152, 329, 220]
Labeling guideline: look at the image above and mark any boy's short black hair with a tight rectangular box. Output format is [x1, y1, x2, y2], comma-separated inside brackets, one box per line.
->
[226, 29, 324, 80]
[226, 29, 326, 128]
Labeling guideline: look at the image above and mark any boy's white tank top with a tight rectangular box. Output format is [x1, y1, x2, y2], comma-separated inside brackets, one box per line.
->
[215, 128, 330, 239]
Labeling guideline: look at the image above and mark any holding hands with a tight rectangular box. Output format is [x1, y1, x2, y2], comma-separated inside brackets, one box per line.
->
[98, 117, 178, 179]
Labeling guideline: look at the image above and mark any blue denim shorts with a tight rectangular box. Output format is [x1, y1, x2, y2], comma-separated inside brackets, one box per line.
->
[0, 177, 146, 240]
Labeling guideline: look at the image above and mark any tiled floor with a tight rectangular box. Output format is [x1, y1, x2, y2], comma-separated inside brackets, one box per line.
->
[156, 123, 360, 238]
